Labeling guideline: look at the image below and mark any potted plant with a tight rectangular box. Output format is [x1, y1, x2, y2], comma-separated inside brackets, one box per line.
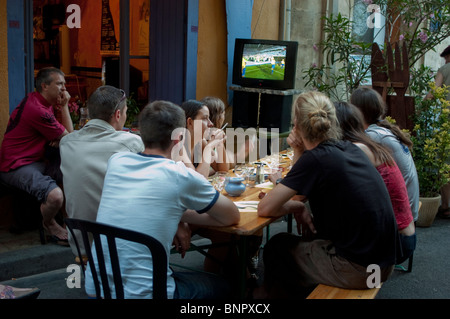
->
[125, 93, 141, 129]
[410, 82, 450, 226]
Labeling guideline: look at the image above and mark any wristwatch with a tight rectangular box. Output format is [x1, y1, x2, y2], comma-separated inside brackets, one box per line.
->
[275, 178, 283, 185]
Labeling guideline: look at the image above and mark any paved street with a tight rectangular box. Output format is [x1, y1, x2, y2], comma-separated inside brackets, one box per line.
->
[1, 217, 450, 300]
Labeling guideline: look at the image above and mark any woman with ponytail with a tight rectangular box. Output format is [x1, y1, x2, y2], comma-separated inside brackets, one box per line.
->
[256, 91, 397, 298]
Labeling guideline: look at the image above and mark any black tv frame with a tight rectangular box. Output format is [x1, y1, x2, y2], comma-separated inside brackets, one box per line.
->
[232, 38, 298, 90]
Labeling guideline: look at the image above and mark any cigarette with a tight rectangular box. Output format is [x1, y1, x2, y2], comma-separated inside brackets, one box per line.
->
[221, 123, 228, 130]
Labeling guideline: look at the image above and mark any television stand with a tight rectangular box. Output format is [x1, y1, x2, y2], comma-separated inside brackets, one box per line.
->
[230, 85, 302, 132]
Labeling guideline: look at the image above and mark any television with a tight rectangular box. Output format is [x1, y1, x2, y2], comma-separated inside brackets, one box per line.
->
[232, 38, 298, 90]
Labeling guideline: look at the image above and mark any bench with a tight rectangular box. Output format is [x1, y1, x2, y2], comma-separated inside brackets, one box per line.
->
[307, 284, 381, 299]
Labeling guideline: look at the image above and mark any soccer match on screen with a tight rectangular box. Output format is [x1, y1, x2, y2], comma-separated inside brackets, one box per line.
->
[241, 44, 287, 80]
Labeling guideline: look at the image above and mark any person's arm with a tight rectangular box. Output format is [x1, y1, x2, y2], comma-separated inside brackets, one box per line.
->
[354, 142, 378, 166]
[172, 222, 192, 258]
[258, 184, 316, 235]
[181, 195, 240, 227]
[49, 91, 72, 147]
[205, 130, 229, 174]
[58, 91, 74, 133]
[258, 183, 302, 218]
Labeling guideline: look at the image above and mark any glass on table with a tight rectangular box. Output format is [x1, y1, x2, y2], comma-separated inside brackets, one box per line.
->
[235, 164, 253, 187]
[212, 171, 229, 192]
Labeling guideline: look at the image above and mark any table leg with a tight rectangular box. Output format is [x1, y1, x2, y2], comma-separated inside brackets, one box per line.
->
[237, 235, 248, 299]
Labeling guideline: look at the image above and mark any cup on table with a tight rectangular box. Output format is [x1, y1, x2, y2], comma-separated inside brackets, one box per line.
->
[235, 164, 252, 187]
[212, 171, 229, 192]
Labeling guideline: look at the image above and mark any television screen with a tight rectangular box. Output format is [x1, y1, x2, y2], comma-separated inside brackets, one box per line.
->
[241, 44, 287, 81]
[233, 39, 298, 90]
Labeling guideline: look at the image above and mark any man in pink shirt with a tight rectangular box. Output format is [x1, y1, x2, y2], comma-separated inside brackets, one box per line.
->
[0, 67, 73, 242]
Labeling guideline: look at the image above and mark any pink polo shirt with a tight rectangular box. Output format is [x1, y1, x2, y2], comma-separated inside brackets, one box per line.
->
[0, 92, 65, 172]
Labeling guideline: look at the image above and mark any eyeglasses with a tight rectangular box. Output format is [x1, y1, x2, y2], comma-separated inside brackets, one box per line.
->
[113, 89, 127, 114]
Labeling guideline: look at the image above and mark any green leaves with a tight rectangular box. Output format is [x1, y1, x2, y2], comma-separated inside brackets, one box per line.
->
[302, 0, 450, 102]
[411, 83, 450, 197]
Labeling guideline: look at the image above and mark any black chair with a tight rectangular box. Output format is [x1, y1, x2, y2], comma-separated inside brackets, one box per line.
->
[65, 218, 167, 299]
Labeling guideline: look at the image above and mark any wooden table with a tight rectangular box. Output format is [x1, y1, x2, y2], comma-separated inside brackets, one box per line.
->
[171, 153, 292, 298]
[207, 185, 274, 235]
[202, 153, 292, 298]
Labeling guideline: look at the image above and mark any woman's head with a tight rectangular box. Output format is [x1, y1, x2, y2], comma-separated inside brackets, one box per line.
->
[181, 100, 213, 136]
[294, 91, 341, 143]
[200, 96, 225, 128]
[334, 101, 366, 141]
[350, 87, 386, 125]
[335, 101, 395, 166]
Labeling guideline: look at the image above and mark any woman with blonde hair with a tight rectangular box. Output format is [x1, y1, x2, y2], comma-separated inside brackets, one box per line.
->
[256, 91, 398, 298]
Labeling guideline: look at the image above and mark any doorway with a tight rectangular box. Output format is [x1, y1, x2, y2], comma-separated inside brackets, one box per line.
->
[27, 0, 193, 119]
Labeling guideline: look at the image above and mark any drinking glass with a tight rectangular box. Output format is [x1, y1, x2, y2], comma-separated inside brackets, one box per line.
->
[212, 171, 228, 192]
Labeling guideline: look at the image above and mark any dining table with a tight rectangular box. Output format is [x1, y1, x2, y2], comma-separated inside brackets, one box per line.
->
[179, 151, 294, 298]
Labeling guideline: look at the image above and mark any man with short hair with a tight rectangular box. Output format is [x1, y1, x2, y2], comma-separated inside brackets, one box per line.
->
[85, 100, 240, 299]
[60, 85, 144, 257]
[0, 67, 73, 242]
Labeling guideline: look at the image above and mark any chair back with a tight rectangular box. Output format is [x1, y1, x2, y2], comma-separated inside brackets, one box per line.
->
[65, 218, 167, 299]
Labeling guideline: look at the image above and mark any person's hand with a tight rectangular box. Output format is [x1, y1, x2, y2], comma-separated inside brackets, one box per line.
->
[208, 128, 226, 141]
[292, 204, 316, 240]
[57, 91, 71, 108]
[268, 169, 282, 185]
[203, 134, 225, 164]
[287, 125, 305, 159]
[172, 222, 191, 258]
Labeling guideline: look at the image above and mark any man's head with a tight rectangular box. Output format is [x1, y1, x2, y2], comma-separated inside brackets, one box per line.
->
[441, 45, 450, 62]
[35, 67, 66, 105]
[139, 100, 185, 151]
[87, 85, 128, 130]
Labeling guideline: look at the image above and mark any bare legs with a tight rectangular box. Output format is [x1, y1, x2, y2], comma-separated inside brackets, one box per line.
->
[41, 187, 68, 239]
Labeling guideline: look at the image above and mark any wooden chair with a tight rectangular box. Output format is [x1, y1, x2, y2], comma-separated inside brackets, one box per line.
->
[65, 218, 167, 299]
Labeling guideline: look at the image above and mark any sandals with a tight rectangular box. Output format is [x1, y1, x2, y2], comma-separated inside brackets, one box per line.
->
[42, 222, 70, 246]
[437, 206, 450, 219]
[46, 234, 70, 246]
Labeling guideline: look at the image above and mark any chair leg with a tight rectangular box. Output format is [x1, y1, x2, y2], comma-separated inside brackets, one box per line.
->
[406, 254, 413, 273]
[39, 224, 46, 245]
[395, 253, 413, 272]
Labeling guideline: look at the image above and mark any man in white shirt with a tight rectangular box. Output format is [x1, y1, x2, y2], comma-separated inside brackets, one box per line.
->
[60, 86, 144, 257]
[84, 100, 240, 298]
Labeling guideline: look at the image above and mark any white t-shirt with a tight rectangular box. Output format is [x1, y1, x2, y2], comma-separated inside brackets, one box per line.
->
[84, 152, 219, 299]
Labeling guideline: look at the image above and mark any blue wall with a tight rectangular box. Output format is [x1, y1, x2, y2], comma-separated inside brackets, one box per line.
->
[226, 0, 254, 105]
[186, 0, 199, 101]
[7, 0, 26, 114]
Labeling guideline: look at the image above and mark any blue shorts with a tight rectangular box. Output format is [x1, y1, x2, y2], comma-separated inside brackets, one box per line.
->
[0, 162, 58, 203]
